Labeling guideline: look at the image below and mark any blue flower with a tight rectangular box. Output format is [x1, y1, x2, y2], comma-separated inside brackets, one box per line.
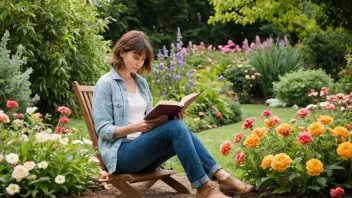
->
[219, 75, 225, 81]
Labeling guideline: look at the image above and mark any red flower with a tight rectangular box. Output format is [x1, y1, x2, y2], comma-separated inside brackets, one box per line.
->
[330, 187, 344, 197]
[55, 127, 66, 134]
[220, 140, 232, 156]
[234, 132, 243, 143]
[298, 132, 313, 145]
[348, 123, 352, 130]
[6, 100, 18, 108]
[60, 117, 70, 124]
[58, 106, 71, 115]
[242, 117, 256, 130]
[53, 145, 59, 150]
[296, 108, 310, 118]
[235, 152, 246, 165]
[216, 112, 222, 117]
[261, 110, 272, 118]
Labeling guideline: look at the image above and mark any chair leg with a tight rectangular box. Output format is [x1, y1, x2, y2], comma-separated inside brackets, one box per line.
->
[161, 175, 191, 194]
[142, 180, 158, 188]
[109, 179, 143, 198]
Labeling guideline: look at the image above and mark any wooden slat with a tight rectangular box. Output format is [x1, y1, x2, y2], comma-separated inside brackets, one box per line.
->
[112, 169, 177, 182]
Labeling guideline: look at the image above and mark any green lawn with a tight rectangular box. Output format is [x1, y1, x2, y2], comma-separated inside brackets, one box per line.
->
[69, 104, 297, 175]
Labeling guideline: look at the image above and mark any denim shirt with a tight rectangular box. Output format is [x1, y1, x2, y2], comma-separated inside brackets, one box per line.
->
[92, 68, 153, 173]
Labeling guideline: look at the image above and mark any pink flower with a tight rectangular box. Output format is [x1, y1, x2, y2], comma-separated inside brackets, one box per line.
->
[298, 132, 313, 145]
[216, 112, 222, 118]
[220, 140, 232, 156]
[34, 113, 42, 120]
[234, 132, 243, 143]
[235, 152, 246, 165]
[335, 93, 345, 100]
[198, 112, 205, 116]
[242, 117, 256, 130]
[0, 111, 10, 123]
[206, 57, 213, 63]
[296, 108, 310, 118]
[13, 113, 23, 119]
[261, 110, 272, 118]
[55, 127, 65, 134]
[320, 87, 329, 97]
[53, 145, 59, 150]
[327, 95, 338, 102]
[60, 117, 70, 124]
[6, 100, 18, 108]
[308, 89, 318, 96]
[326, 104, 336, 111]
[330, 187, 344, 197]
[58, 106, 71, 115]
[211, 106, 216, 110]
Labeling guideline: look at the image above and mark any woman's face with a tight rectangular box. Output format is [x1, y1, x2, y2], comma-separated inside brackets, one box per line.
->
[121, 50, 146, 73]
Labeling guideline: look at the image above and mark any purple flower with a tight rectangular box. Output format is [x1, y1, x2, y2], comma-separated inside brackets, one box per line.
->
[177, 27, 182, 43]
[219, 75, 225, 82]
[174, 75, 182, 80]
[186, 72, 193, 78]
[163, 46, 169, 57]
[242, 39, 249, 51]
[157, 49, 163, 61]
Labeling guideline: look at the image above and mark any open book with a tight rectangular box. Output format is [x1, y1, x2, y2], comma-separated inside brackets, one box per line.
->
[144, 93, 200, 120]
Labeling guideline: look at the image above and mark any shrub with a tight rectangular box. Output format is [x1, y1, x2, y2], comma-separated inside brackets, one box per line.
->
[333, 53, 352, 94]
[247, 43, 306, 98]
[221, 93, 352, 196]
[0, 102, 100, 197]
[273, 69, 334, 106]
[0, 0, 111, 117]
[0, 31, 32, 113]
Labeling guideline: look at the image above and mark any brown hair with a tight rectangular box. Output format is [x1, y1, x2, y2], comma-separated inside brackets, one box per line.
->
[109, 30, 154, 75]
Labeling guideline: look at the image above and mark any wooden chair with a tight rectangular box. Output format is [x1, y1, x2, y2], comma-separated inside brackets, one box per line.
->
[72, 81, 191, 197]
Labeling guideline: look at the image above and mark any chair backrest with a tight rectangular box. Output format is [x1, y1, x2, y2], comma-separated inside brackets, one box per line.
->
[72, 81, 106, 170]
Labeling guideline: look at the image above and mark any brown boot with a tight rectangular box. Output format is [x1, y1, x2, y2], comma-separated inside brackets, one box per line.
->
[218, 176, 254, 194]
[196, 181, 230, 198]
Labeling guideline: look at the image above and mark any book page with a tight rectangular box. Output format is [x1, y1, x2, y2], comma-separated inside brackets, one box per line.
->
[180, 93, 200, 111]
[156, 100, 182, 106]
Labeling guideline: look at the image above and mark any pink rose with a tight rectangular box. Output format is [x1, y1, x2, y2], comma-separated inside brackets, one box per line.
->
[13, 113, 23, 119]
[58, 106, 71, 115]
[296, 108, 310, 118]
[261, 110, 272, 118]
[216, 112, 222, 118]
[235, 153, 246, 165]
[60, 117, 70, 124]
[330, 187, 344, 197]
[298, 132, 313, 145]
[242, 117, 256, 130]
[6, 100, 18, 108]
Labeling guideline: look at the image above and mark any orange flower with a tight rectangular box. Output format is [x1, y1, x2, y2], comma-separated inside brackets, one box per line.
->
[220, 140, 232, 156]
[276, 124, 293, 137]
[306, 159, 324, 176]
[244, 134, 260, 148]
[332, 126, 350, 137]
[308, 122, 325, 136]
[271, 153, 292, 172]
[264, 116, 280, 128]
[336, 142, 352, 160]
[261, 155, 274, 169]
[252, 127, 266, 139]
[317, 116, 334, 125]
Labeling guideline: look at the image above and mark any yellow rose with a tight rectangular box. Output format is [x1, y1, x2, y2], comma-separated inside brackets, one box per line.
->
[276, 124, 293, 137]
[332, 126, 350, 137]
[271, 153, 292, 172]
[306, 159, 324, 176]
[252, 127, 266, 139]
[308, 122, 325, 136]
[244, 134, 260, 148]
[336, 142, 352, 160]
[261, 155, 274, 169]
[317, 116, 334, 125]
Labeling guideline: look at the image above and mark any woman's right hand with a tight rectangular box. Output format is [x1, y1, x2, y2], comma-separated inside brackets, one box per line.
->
[132, 115, 168, 133]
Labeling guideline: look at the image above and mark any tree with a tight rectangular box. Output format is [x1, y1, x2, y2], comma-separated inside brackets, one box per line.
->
[0, 0, 111, 117]
[208, 0, 320, 38]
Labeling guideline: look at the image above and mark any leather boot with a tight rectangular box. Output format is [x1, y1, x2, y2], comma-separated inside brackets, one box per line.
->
[218, 176, 254, 194]
[196, 181, 230, 198]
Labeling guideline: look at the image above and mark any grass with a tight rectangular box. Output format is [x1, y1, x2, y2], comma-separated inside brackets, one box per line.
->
[69, 104, 297, 175]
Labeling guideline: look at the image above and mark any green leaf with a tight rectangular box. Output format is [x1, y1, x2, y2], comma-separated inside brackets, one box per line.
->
[316, 177, 326, 188]
[39, 183, 49, 194]
[289, 173, 296, 181]
[272, 188, 289, 194]
[308, 185, 320, 191]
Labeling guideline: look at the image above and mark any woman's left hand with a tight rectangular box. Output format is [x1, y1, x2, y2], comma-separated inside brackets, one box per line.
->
[176, 112, 184, 120]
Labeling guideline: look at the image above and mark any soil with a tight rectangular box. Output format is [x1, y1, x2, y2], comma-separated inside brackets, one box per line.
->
[58, 174, 352, 198]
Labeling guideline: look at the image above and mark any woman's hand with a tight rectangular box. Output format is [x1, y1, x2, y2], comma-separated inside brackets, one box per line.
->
[131, 115, 168, 133]
[175, 112, 184, 120]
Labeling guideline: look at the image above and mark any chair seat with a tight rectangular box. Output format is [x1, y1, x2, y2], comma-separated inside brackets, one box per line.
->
[111, 169, 177, 183]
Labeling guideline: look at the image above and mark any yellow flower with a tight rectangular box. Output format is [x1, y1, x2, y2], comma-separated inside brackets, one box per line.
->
[306, 159, 324, 176]
[308, 122, 325, 136]
[336, 142, 352, 160]
[244, 134, 260, 148]
[261, 155, 274, 169]
[276, 124, 293, 137]
[332, 126, 350, 137]
[317, 116, 334, 125]
[271, 153, 292, 172]
[252, 127, 266, 139]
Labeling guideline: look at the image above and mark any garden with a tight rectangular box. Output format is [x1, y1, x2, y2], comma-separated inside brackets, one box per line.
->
[1, 0, 352, 197]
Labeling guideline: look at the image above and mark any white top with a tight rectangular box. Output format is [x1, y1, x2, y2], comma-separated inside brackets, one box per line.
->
[126, 85, 147, 140]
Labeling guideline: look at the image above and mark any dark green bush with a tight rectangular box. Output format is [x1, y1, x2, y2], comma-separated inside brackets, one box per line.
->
[332, 53, 352, 94]
[273, 69, 334, 106]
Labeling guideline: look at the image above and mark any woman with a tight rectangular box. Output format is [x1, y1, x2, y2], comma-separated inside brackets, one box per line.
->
[92, 30, 254, 197]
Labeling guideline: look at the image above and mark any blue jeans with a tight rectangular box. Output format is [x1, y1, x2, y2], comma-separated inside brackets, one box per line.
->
[115, 120, 221, 189]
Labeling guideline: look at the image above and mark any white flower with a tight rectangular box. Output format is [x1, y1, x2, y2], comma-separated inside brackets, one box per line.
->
[0, 153, 3, 162]
[59, 138, 69, 145]
[6, 184, 20, 195]
[80, 149, 89, 154]
[37, 161, 48, 169]
[83, 138, 93, 145]
[13, 119, 23, 125]
[46, 134, 61, 141]
[35, 132, 47, 143]
[11, 165, 29, 182]
[5, 153, 19, 165]
[28, 174, 37, 180]
[45, 128, 53, 133]
[26, 107, 37, 115]
[24, 161, 36, 171]
[102, 182, 111, 190]
[55, 175, 65, 184]
[292, 104, 298, 109]
[72, 140, 84, 145]
[89, 156, 100, 163]
[306, 104, 318, 110]
[21, 134, 29, 142]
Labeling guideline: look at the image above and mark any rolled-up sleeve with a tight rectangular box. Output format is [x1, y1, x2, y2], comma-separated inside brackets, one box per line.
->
[92, 80, 116, 141]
